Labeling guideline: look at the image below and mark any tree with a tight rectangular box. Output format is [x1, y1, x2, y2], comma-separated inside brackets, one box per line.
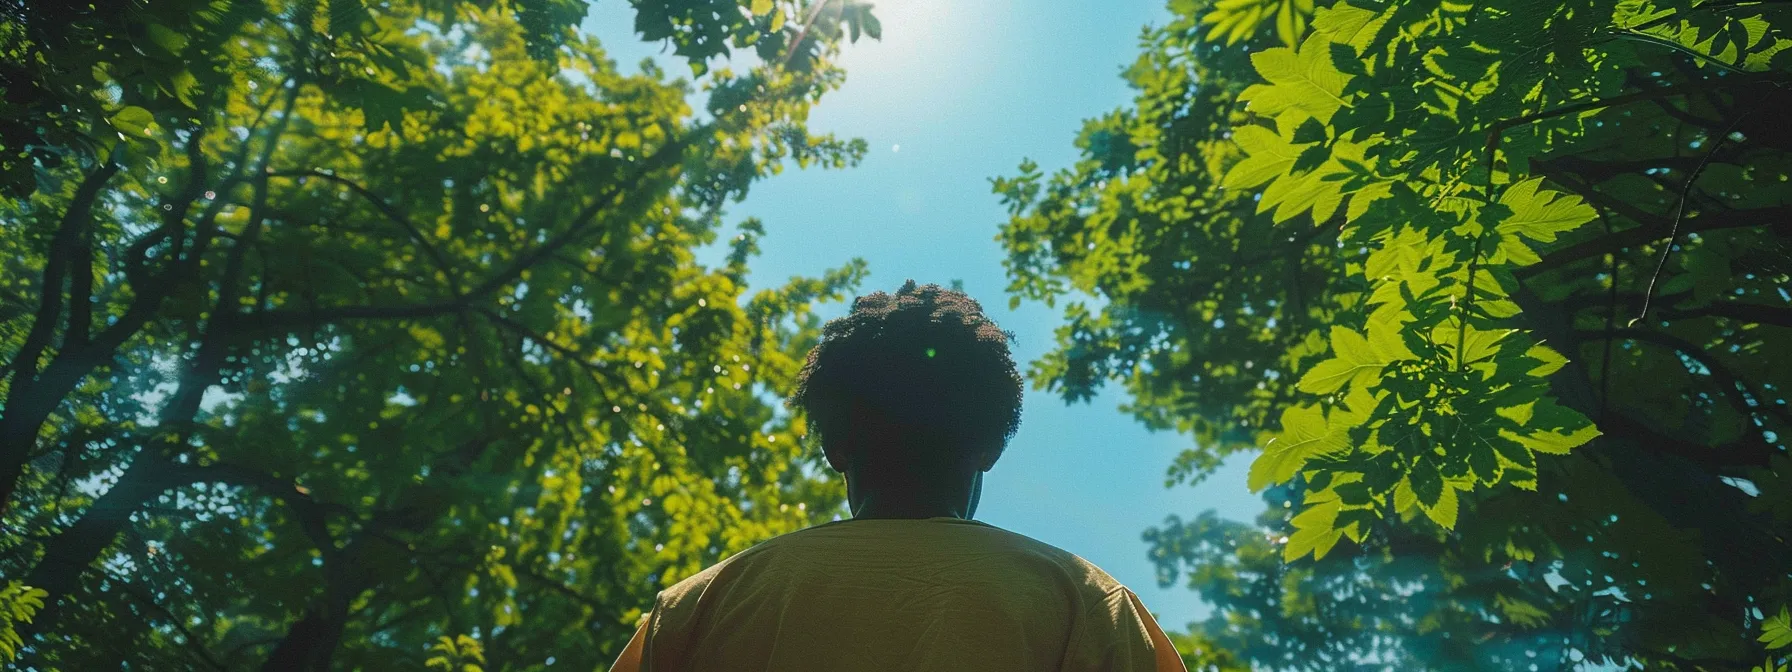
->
[1, 0, 880, 668]
[997, 0, 1792, 667]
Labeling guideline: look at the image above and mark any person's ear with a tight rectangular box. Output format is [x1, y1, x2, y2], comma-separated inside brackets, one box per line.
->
[823, 439, 848, 473]
[977, 446, 1000, 473]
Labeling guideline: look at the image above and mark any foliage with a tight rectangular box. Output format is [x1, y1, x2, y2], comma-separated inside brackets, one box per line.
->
[0, 582, 46, 663]
[999, 0, 1792, 667]
[1766, 605, 1792, 649]
[1, 0, 878, 668]
[629, 0, 880, 75]
[427, 634, 488, 672]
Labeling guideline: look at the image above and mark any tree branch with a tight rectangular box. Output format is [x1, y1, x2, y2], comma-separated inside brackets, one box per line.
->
[107, 570, 230, 672]
[1634, 108, 1754, 325]
[1659, 301, 1792, 328]
[4, 154, 121, 395]
[19, 455, 345, 640]
[235, 138, 690, 337]
[1486, 72, 1780, 167]
[1520, 166, 1792, 276]
[1557, 290, 1792, 328]
[0, 83, 293, 515]
[267, 169, 464, 298]
[1598, 411, 1778, 470]
[1578, 326, 1792, 432]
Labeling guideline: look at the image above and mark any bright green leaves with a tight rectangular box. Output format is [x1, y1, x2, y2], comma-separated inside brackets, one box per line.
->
[1221, 0, 1629, 558]
[1296, 320, 1415, 395]
[1764, 606, 1792, 650]
[1308, 2, 1385, 53]
[1, 1, 875, 668]
[109, 105, 158, 140]
[631, 0, 881, 74]
[1200, 0, 1316, 47]
[1265, 271, 1598, 552]
[424, 634, 486, 672]
[1249, 402, 1342, 491]
[1284, 489, 1347, 561]
[1224, 111, 1380, 225]
[1008, 0, 1790, 661]
[1238, 32, 1354, 124]
[0, 582, 47, 664]
[145, 23, 190, 57]
[1223, 124, 1303, 191]
[1628, 5, 1792, 73]
[332, 78, 434, 133]
[1492, 594, 1553, 628]
[1415, 473, 1465, 530]
[1492, 177, 1596, 258]
[1496, 397, 1600, 456]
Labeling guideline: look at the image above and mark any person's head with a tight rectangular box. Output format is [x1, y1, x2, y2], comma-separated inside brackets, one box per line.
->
[787, 280, 1024, 518]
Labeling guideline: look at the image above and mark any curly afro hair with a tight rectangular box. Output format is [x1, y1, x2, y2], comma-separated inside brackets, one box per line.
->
[787, 280, 1024, 475]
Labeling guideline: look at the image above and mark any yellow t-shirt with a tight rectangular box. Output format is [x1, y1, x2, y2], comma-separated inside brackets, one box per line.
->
[609, 516, 1187, 672]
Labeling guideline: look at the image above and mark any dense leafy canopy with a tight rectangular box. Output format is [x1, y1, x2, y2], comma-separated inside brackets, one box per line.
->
[1, 0, 881, 668]
[999, 0, 1792, 668]
[10, 0, 1792, 668]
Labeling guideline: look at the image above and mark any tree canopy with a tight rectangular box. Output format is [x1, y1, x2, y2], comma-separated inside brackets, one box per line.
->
[997, 0, 1792, 668]
[0, 0, 881, 668]
[8, 0, 1792, 669]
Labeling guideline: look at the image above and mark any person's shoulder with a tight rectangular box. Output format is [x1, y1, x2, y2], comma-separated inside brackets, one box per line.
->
[964, 520, 1131, 595]
[655, 523, 816, 601]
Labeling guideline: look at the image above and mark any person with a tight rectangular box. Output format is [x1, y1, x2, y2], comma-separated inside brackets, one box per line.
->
[609, 280, 1187, 671]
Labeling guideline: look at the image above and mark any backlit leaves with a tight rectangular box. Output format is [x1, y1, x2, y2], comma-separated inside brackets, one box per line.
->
[1494, 177, 1596, 248]
[1015, 0, 1792, 664]
[1249, 403, 1339, 491]
[0, 582, 46, 664]
[0, 0, 877, 668]
[1764, 606, 1792, 650]
[1201, 0, 1317, 47]
[1238, 31, 1354, 123]
[1294, 319, 1416, 395]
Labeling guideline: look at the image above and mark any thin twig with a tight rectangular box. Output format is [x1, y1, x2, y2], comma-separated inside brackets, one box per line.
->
[779, 0, 837, 70]
[1459, 74, 1770, 369]
[1597, 209, 1619, 422]
[1631, 107, 1753, 326]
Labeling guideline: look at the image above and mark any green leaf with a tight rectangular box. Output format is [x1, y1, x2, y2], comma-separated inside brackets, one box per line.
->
[1420, 479, 1460, 529]
[1238, 32, 1354, 123]
[1494, 594, 1552, 628]
[1763, 606, 1792, 649]
[1498, 397, 1599, 455]
[146, 23, 188, 56]
[1347, 181, 1392, 223]
[1249, 403, 1345, 491]
[169, 69, 199, 108]
[1285, 497, 1346, 561]
[110, 106, 157, 139]
[1296, 324, 1413, 395]
[1223, 124, 1305, 190]
[1393, 476, 1417, 513]
[1409, 458, 1443, 507]
[1310, 2, 1385, 51]
[1329, 42, 1368, 76]
[1429, 321, 1512, 368]
[330, 0, 369, 37]
[1525, 343, 1568, 377]
[338, 79, 432, 133]
[1495, 177, 1596, 244]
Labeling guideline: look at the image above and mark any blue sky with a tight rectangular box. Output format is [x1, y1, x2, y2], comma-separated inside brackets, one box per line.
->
[582, 0, 1264, 630]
